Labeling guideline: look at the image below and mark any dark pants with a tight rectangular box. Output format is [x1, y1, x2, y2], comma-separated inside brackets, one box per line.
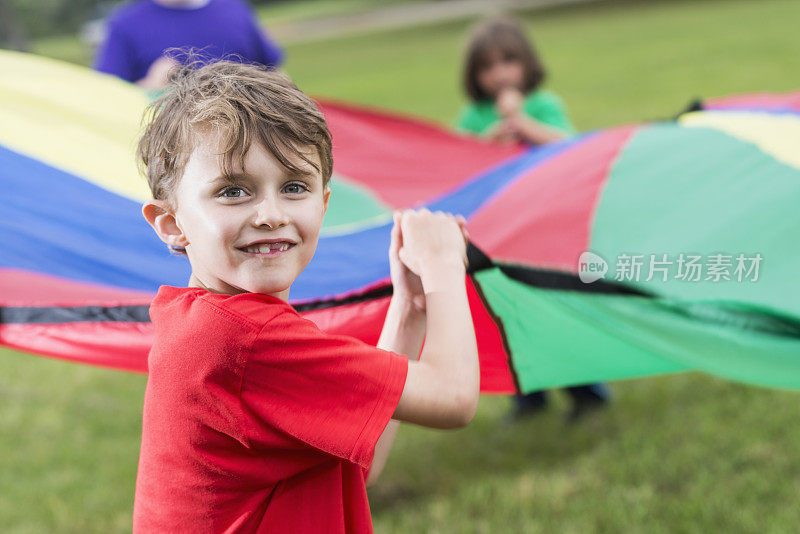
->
[515, 383, 610, 409]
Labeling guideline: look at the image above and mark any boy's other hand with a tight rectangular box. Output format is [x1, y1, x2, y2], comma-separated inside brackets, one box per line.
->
[389, 211, 426, 313]
[398, 209, 468, 293]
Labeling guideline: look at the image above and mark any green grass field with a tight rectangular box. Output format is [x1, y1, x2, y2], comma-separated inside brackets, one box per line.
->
[5, 0, 800, 531]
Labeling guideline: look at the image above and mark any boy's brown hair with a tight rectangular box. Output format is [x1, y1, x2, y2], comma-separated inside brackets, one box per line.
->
[138, 60, 333, 204]
[463, 17, 546, 102]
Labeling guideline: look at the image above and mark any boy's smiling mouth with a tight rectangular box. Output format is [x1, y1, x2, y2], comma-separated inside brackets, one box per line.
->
[238, 239, 297, 255]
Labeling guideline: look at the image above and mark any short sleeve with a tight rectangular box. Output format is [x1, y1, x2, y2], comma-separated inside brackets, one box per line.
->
[93, 21, 136, 81]
[240, 311, 408, 468]
[525, 91, 576, 135]
[455, 103, 487, 135]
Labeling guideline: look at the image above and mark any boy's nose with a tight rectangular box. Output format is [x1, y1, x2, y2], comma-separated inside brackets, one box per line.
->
[252, 195, 289, 229]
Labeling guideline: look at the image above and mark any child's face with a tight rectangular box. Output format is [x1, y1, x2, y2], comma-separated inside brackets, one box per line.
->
[160, 129, 329, 299]
[477, 49, 525, 99]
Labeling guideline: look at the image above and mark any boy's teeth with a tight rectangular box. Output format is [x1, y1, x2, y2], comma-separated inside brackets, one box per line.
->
[246, 243, 291, 253]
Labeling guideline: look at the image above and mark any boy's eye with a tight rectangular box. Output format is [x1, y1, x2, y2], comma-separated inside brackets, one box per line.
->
[283, 183, 308, 195]
[222, 187, 246, 198]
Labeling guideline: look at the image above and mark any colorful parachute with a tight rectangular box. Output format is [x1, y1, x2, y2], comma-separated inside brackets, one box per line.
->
[2, 50, 800, 393]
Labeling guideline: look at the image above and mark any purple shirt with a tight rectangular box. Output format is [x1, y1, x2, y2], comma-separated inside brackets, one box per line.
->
[94, 0, 284, 83]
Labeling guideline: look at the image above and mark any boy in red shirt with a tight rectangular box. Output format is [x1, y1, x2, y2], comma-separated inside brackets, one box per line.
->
[134, 61, 479, 532]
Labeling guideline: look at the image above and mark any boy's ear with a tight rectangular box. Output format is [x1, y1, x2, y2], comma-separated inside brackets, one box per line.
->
[322, 186, 331, 215]
[142, 200, 189, 249]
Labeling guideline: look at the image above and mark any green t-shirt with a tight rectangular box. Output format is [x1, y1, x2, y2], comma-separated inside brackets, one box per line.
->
[456, 89, 575, 136]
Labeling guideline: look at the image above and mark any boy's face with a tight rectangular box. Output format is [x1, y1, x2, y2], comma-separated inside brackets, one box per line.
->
[149, 129, 329, 300]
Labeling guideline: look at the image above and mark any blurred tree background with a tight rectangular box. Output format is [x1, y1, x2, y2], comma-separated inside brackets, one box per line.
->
[1, 0, 108, 47]
[0, 0, 288, 48]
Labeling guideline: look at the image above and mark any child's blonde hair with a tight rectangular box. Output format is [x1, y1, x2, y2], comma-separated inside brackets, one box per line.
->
[462, 17, 546, 102]
[137, 60, 333, 204]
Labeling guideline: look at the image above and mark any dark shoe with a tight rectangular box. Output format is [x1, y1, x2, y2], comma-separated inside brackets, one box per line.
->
[565, 395, 607, 424]
[505, 394, 548, 423]
[565, 383, 610, 404]
[505, 403, 548, 424]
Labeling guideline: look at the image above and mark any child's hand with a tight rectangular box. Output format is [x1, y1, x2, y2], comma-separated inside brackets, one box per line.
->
[389, 211, 426, 312]
[504, 113, 567, 146]
[136, 56, 180, 91]
[398, 209, 468, 293]
[487, 120, 520, 145]
[497, 88, 524, 118]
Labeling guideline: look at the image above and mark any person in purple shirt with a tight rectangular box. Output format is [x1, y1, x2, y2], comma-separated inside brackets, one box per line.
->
[94, 0, 283, 90]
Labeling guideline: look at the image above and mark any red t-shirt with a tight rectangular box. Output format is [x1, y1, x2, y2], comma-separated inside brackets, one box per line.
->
[133, 286, 408, 533]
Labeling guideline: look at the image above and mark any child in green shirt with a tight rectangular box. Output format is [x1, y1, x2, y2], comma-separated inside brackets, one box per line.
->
[456, 17, 575, 145]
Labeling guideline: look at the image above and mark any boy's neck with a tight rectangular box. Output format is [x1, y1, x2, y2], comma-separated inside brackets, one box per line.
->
[188, 273, 291, 302]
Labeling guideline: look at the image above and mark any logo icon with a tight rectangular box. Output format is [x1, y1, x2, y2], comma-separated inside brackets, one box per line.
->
[578, 251, 608, 283]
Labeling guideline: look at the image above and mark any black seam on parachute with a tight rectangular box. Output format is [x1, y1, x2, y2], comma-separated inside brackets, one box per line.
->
[293, 284, 394, 312]
[496, 264, 650, 296]
[0, 305, 151, 324]
[0, 285, 397, 324]
[467, 242, 651, 296]
[672, 98, 705, 121]
[659, 301, 800, 340]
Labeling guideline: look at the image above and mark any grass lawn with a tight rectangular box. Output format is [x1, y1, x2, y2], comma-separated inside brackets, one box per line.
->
[5, 0, 800, 531]
[254, 0, 424, 27]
